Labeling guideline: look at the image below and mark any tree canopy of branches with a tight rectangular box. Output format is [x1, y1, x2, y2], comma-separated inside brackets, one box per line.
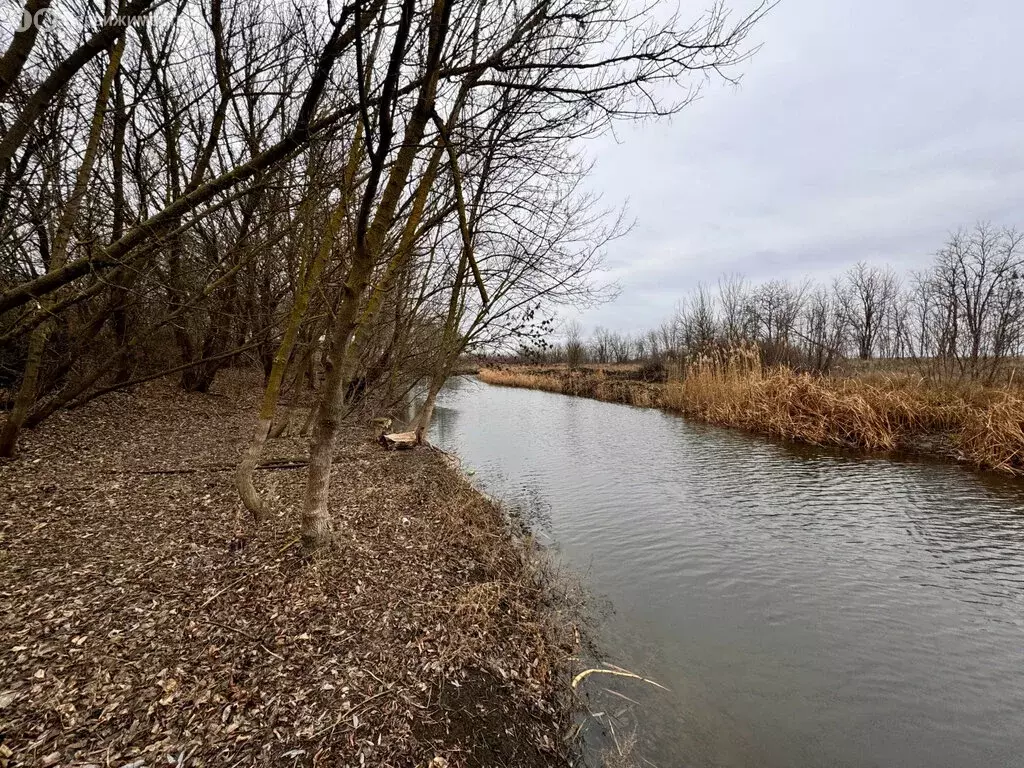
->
[0, 0, 767, 549]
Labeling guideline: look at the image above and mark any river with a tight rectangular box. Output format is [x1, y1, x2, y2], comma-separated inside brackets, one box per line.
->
[429, 376, 1024, 768]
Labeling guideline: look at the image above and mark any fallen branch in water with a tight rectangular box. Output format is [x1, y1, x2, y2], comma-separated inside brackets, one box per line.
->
[571, 664, 669, 692]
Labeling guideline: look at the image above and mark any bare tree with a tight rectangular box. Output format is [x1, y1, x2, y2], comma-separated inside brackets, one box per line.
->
[678, 282, 717, 353]
[837, 262, 899, 360]
[718, 272, 749, 346]
[564, 319, 585, 370]
[799, 284, 845, 372]
[0, 0, 769, 555]
[929, 223, 1024, 380]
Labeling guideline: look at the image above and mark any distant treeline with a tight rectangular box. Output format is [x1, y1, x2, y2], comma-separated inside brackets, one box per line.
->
[526, 223, 1024, 382]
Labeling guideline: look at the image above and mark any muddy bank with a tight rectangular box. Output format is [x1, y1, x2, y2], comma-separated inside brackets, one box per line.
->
[0, 372, 575, 767]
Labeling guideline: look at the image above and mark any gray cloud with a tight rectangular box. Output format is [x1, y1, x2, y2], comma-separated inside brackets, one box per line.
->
[571, 0, 1024, 334]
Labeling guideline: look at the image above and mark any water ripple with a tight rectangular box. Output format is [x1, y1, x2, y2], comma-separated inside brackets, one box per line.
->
[433, 379, 1024, 768]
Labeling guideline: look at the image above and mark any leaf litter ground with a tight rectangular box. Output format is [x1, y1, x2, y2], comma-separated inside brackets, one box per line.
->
[0, 372, 576, 767]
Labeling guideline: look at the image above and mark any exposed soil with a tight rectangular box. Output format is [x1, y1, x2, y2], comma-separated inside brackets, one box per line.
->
[0, 372, 575, 767]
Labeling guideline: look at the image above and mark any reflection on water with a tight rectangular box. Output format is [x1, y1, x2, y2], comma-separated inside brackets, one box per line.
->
[432, 376, 1024, 768]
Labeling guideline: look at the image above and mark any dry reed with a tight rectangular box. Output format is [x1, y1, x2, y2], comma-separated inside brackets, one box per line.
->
[664, 346, 961, 451]
[478, 367, 665, 408]
[958, 395, 1024, 473]
[479, 354, 1024, 476]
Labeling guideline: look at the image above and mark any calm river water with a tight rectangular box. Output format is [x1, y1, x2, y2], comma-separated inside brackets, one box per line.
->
[429, 376, 1024, 768]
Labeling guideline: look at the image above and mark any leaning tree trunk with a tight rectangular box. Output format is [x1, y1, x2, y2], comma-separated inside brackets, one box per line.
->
[235, 283, 318, 521]
[411, 103, 487, 448]
[411, 127, 480, 446]
[0, 40, 123, 457]
[234, 196, 349, 520]
[299, 0, 450, 551]
[301, 260, 373, 550]
[413, 369, 446, 444]
[0, 327, 46, 456]
[235, 111, 365, 521]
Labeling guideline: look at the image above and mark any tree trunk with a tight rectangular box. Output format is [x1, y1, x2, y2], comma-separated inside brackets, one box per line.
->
[234, 203, 345, 519]
[414, 370, 445, 444]
[235, 113, 362, 521]
[111, 287, 133, 385]
[181, 359, 220, 393]
[0, 324, 46, 457]
[0, 39, 123, 456]
[300, 264, 371, 551]
[299, 0, 451, 551]
[236, 416, 273, 521]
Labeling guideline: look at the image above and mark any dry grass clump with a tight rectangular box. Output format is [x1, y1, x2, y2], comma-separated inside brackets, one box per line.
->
[478, 367, 664, 409]
[666, 347, 964, 451]
[479, 368, 568, 395]
[958, 395, 1024, 473]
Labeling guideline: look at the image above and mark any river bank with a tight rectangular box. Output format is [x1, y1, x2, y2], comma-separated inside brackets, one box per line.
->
[0, 372, 575, 767]
[478, 364, 1024, 475]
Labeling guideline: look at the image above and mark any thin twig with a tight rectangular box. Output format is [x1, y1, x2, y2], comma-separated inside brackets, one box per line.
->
[571, 666, 669, 692]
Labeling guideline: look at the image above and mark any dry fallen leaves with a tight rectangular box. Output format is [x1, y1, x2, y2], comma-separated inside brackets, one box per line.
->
[0, 372, 575, 767]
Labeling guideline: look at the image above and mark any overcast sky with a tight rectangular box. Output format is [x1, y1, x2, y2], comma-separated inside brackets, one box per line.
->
[572, 0, 1024, 334]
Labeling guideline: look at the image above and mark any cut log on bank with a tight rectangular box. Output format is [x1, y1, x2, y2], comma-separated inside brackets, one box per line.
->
[380, 431, 418, 450]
